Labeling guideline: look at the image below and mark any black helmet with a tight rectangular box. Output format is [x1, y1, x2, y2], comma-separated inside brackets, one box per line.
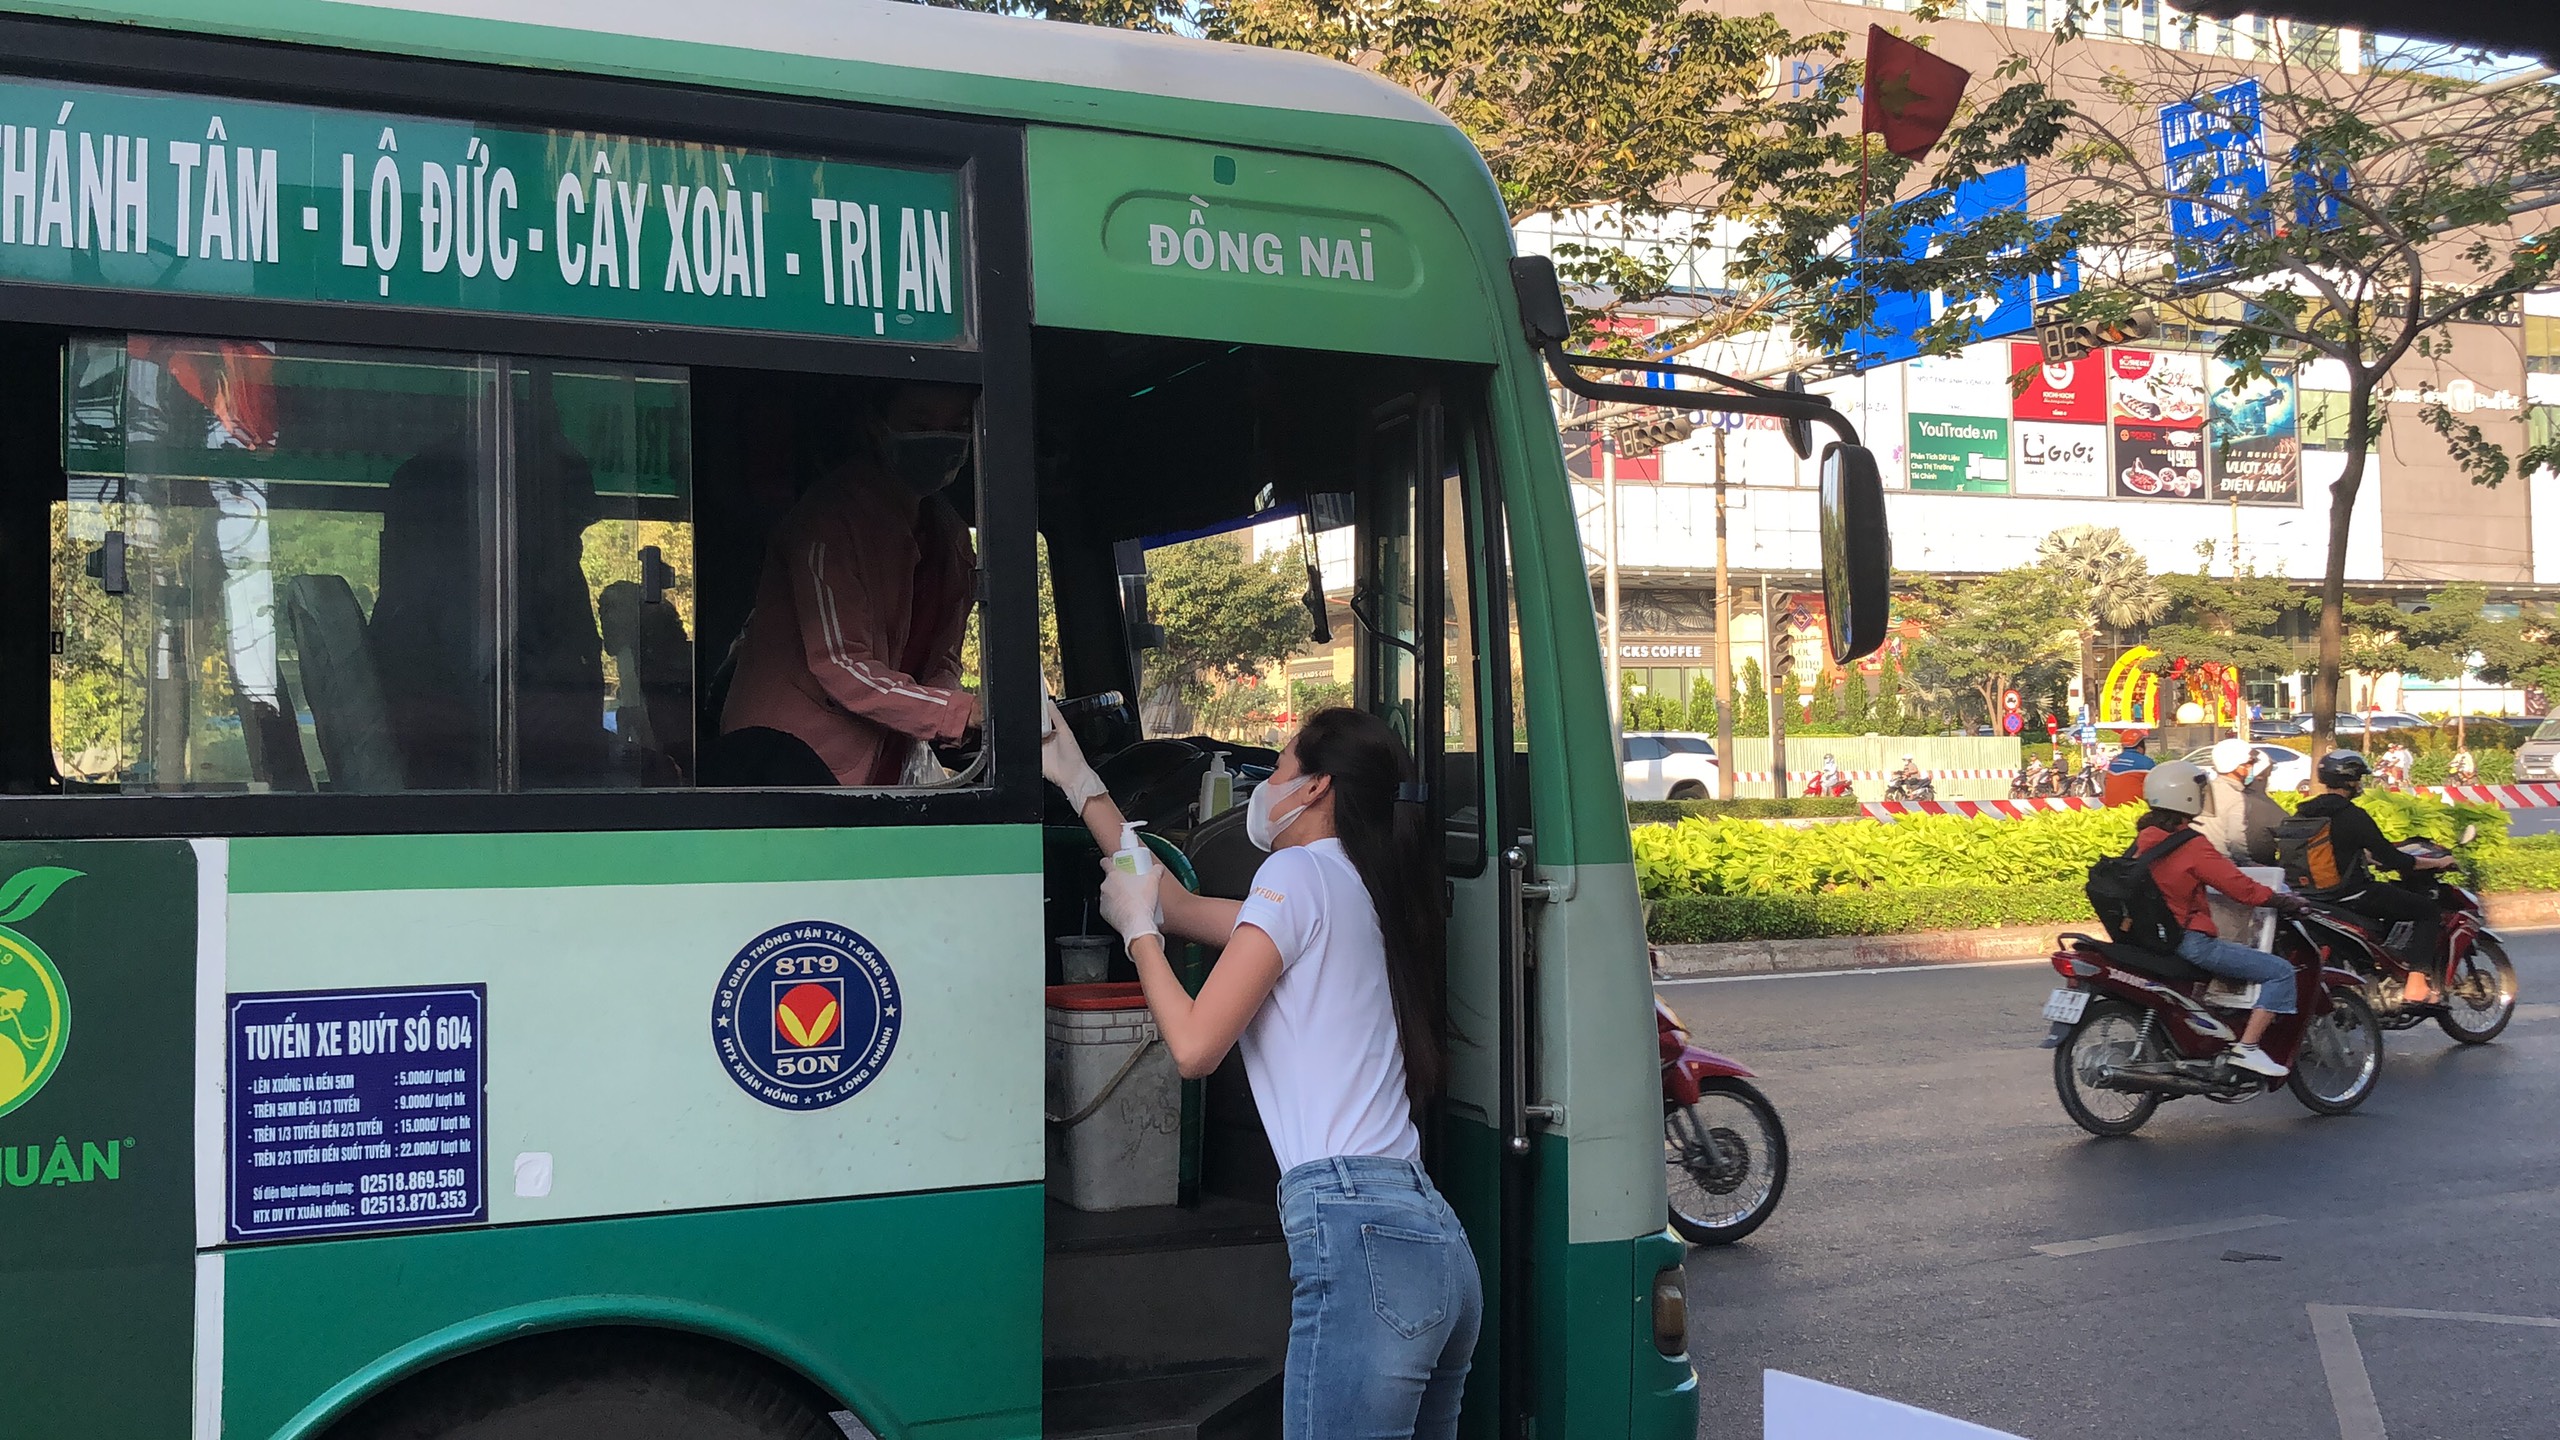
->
[2317, 750, 2372, 790]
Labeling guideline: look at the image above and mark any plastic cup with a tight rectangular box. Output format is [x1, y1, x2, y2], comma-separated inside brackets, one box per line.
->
[1056, 935, 1115, 985]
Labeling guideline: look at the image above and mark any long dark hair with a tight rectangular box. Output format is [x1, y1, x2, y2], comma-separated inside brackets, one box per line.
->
[1291, 707, 1447, 1107]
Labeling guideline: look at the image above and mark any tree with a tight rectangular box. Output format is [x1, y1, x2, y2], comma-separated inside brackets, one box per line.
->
[921, 0, 2083, 371]
[1839, 670, 1875, 733]
[2033, 33, 2560, 756]
[2143, 567, 2309, 727]
[2343, 582, 2542, 738]
[2034, 525, 2167, 713]
[1736, 657, 1769, 738]
[1875, 652, 1909, 734]
[1142, 537, 1309, 732]
[1902, 566, 2079, 727]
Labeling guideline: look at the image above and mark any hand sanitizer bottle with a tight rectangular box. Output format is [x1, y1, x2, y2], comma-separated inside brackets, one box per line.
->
[1111, 821, 1157, 878]
[1197, 751, 1234, 822]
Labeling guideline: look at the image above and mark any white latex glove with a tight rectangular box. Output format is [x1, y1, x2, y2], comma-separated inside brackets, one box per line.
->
[1042, 696, 1109, 813]
[1097, 862, 1162, 946]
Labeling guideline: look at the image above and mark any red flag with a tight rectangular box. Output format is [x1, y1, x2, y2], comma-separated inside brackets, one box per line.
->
[1862, 25, 1970, 161]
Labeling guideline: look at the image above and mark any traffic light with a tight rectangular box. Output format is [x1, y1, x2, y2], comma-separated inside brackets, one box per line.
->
[1609, 410, 1695, 457]
[2035, 306, 2157, 364]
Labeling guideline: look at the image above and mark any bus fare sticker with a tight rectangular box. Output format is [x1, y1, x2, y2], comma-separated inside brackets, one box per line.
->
[226, 984, 485, 1242]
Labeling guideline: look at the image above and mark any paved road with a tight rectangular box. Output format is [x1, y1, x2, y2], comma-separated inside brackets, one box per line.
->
[2505, 806, 2560, 838]
[1668, 935, 2560, 1440]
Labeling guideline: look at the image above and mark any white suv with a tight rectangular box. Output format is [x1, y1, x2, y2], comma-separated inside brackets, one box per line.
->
[1623, 732, 1720, 801]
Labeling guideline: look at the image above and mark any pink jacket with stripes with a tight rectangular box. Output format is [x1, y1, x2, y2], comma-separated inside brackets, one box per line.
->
[719, 468, 978, 786]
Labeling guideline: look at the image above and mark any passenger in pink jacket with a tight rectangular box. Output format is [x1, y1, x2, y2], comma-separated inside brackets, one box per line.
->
[718, 384, 979, 786]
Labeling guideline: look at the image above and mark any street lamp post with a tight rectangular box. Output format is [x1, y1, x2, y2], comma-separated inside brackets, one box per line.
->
[1713, 423, 1735, 799]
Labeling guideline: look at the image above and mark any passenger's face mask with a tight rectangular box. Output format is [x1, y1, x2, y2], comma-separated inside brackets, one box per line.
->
[887, 429, 973, 497]
[1245, 774, 1313, 852]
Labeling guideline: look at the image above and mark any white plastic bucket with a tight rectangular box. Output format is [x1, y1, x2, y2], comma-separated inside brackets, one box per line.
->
[1045, 983, 1180, 1211]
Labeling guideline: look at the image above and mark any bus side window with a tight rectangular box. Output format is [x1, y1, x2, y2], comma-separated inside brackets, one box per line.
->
[50, 334, 696, 794]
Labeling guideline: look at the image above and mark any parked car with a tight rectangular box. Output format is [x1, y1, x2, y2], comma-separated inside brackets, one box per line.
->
[2179, 742, 2313, 792]
[2267, 712, 2428, 736]
[1624, 732, 1720, 801]
[2513, 718, 2560, 783]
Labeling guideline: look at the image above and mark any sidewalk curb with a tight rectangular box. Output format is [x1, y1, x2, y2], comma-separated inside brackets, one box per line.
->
[1652, 891, 2560, 978]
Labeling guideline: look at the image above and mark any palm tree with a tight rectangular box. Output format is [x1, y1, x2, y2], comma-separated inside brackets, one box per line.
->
[2036, 526, 2167, 723]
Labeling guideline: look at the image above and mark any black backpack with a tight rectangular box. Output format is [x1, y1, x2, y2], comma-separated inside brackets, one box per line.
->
[2086, 828, 2200, 953]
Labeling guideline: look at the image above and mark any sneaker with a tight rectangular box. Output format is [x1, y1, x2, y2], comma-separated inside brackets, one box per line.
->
[2225, 1043, 2289, 1079]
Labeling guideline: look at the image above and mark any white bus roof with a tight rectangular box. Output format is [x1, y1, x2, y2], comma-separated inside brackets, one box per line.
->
[326, 0, 1456, 127]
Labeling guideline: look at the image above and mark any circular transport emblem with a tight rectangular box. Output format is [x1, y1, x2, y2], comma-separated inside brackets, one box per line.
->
[712, 921, 901, 1110]
[0, 866, 79, 1122]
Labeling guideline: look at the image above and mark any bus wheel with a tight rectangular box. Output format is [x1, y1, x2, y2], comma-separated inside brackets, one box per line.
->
[325, 1327, 848, 1440]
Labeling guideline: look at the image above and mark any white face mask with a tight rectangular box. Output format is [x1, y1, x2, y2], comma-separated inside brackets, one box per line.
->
[1245, 774, 1313, 852]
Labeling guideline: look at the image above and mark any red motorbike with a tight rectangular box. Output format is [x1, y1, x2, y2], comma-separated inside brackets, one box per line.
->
[2040, 916, 2385, 1137]
[1801, 773, 1852, 798]
[1656, 991, 1788, 1244]
[2296, 832, 2519, 1045]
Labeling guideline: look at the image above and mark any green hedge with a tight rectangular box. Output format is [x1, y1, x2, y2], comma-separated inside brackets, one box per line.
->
[1628, 797, 1863, 825]
[1636, 788, 2536, 943]
[2478, 834, 2560, 892]
[1648, 882, 2095, 944]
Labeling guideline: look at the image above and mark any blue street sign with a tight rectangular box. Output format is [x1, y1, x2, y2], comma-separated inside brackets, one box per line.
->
[1845, 163, 2079, 371]
[2160, 79, 2269, 280]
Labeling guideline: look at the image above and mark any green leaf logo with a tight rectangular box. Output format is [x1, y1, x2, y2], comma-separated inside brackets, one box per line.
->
[0, 866, 81, 926]
[0, 866, 79, 1120]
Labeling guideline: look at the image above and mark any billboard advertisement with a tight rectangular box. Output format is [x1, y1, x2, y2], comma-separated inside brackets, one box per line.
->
[2108, 349, 2209, 500]
[2012, 421, 2109, 496]
[1908, 413, 2011, 493]
[2008, 342, 2107, 422]
[2009, 342, 2108, 496]
[2208, 359, 2302, 505]
[1845, 164, 2080, 369]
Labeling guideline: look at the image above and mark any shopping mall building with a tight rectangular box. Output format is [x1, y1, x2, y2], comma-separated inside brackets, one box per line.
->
[1526, 1, 2560, 720]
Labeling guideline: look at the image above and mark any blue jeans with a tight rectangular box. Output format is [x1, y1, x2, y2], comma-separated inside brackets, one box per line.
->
[2177, 930, 2297, 1014]
[1277, 1156, 1483, 1440]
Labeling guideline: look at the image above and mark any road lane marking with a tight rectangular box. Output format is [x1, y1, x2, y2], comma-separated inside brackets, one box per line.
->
[1660, 958, 2053, 985]
[2310, 1305, 2560, 1440]
[2310, 1305, 2385, 1440]
[2031, 1213, 2289, 1258]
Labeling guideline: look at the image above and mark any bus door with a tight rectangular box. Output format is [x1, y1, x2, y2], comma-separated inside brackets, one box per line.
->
[1350, 385, 1530, 1437]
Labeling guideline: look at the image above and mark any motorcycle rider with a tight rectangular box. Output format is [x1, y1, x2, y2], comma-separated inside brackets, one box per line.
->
[2199, 738, 2285, 865]
[2101, 730, 2155, 808]
[2449, 745, 2479, 785]
[2294, 750, 2457, 984]
[1890, 754, 1928, 797]
[2379, 739, 2415, 792]
[2135, 761, 2310, 1078]
[1806, 753, 1847, 797]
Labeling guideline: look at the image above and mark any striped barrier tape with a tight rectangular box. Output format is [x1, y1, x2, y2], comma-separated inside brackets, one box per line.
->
[2425, 784, 2560, 809]
[1856, 785, 2560, 820]
[1730, 768, 2022, 783]
[1862, 798, 2109, 819]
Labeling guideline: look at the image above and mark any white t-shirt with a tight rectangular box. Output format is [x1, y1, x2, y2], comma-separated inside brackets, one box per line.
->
[1231, 837, 1422, 1174]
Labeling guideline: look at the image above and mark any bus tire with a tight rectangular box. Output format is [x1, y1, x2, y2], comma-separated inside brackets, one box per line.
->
[324, 1326, 848, 1440]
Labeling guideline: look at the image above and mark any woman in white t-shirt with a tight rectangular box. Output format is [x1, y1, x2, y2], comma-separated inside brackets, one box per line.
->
[1043, 705, 1482, 1440]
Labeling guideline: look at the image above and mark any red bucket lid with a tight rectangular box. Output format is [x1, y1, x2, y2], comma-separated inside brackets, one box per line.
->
[1046, 981, 1149, 1012]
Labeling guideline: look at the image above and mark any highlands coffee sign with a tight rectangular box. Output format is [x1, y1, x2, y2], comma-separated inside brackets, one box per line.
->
[2383, 378, 2523, 413]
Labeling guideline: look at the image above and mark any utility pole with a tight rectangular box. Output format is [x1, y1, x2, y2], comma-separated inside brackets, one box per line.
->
[2225, 503, 2254, 744]
[1602, 438, 1622, 730]
[1712, 423, 1735, 799]
[1763, 574, 1788, 800]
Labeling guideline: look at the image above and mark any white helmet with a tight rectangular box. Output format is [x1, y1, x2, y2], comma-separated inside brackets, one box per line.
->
[2209, 738, 2255, 775]
[2143, 760, 2213, 815]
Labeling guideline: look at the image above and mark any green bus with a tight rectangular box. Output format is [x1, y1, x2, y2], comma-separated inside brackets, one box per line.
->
[0, 2, 1886, 1436]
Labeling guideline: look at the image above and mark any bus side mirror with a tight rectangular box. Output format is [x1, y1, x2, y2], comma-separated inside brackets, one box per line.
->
[1819, 443, 1890, 664]
[1781, 373, 1813, 461]
[1507, 255, 1572, 346]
